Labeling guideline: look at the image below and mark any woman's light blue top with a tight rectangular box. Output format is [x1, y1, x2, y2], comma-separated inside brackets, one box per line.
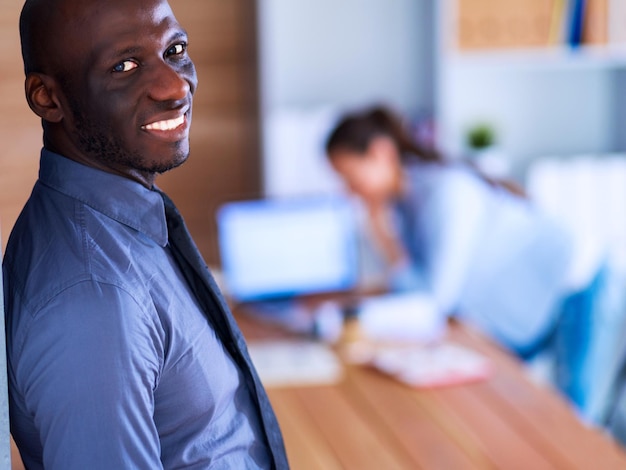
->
[392, 162, 573, 350]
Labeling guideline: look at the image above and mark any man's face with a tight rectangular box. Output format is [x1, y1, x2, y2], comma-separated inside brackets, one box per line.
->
[52, 0, 197, 178]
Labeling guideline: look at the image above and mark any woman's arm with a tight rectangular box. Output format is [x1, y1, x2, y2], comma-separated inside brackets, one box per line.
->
[416, 172, 489, 314]
[366, 200, 407, 268]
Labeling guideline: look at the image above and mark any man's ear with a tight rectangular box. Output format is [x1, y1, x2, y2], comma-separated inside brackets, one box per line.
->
[24, 73, 64, 123]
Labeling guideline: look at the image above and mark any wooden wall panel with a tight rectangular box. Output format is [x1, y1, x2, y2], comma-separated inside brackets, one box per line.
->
[0, 1, 41, 252]
[0, 0, 261, 266]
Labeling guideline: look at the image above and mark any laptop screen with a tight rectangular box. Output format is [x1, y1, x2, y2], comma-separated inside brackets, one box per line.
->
[216, 196, 359, 302]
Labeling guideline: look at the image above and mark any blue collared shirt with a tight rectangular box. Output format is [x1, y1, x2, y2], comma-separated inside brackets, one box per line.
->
[3, 150, 271, 469]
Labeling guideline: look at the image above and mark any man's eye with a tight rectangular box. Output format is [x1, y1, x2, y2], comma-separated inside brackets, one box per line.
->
[113, 60, 138, 73]
[167, 43, 186, 57]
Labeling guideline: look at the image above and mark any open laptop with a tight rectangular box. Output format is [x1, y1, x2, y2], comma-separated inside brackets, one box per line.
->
[216, 196, 359, 306]
[216, 197, 444, 343]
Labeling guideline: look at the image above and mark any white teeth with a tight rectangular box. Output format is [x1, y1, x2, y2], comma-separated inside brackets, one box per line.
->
[143, 114, 185, 131]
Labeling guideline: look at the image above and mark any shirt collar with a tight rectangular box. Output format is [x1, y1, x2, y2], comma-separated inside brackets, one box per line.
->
[38, 149, 169, 247]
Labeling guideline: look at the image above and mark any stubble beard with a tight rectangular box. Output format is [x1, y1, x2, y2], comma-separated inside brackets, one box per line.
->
[70, 102, 189, 175]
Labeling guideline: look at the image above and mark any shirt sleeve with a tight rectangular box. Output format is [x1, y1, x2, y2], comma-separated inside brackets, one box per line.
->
[417, 172, 488, 315]
[14, 280, 164, 470]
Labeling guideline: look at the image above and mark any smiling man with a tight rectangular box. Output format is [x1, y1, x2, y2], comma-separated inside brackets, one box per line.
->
[2, 0, 288, 468]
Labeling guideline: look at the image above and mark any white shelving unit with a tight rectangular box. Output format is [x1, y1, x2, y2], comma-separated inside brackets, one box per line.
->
[446, 45, 626, 69]
[434, 0, 626, 178]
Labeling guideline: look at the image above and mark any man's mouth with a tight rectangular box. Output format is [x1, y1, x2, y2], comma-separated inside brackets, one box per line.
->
[142, 114, 185, 131]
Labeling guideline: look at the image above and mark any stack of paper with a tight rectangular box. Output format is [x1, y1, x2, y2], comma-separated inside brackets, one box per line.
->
[248, 340, 343, 387]
[370, 342, 492, 389]
[357, 292, 446, 343]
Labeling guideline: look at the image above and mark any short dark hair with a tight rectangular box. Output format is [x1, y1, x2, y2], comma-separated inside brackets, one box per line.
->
[19, 0, 61, 75]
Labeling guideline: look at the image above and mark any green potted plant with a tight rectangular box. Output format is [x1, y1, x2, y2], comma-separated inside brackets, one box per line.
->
[465, 122, 509, 177]
[467, 123, 495, 151]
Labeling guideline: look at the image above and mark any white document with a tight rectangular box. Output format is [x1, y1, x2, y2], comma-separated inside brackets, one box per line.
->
[248, 340, 343, 387]
[371, 342, 492, 389]
[358, 292, 446, 343]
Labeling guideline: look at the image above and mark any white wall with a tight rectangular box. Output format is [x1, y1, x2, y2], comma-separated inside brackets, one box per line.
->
[258, 0, 433, 113]
[439, 63, 614, 169]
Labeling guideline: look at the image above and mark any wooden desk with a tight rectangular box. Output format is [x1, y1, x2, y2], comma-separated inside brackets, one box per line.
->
[237, 314, 626, 469]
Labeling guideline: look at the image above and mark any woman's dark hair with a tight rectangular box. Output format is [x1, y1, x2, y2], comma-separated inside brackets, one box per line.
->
[326, 105, 527, 198]
[325, 106, 443, 163]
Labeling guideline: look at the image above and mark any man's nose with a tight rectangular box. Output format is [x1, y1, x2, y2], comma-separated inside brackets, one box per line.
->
[148, 62, 192, 102]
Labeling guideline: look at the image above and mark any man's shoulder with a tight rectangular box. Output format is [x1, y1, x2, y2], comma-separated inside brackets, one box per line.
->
[5, 182, 83, 274]
[3, 192, 161, 362]
[4, 183, 150, 314]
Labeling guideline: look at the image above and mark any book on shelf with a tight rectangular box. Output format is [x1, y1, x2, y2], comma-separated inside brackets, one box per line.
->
[455, 0, 619, 51]
[456, 0, 554, 50]
[549, 0, 569, 45]
[582, 0, 608, 45]
[567, 0, 587, 46]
